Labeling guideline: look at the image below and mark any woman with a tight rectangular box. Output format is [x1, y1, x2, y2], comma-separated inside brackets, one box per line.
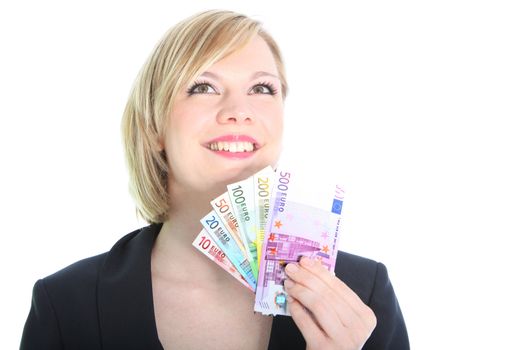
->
[21, 10, 409, 349]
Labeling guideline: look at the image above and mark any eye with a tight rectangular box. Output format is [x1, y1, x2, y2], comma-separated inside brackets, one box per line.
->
[186, 81, 218, 95]
[250, 82, 278, 96]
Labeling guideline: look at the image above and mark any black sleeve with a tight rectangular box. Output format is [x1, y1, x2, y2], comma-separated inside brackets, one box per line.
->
[363, 262, 410, 350]
[20, 279, 63, 350]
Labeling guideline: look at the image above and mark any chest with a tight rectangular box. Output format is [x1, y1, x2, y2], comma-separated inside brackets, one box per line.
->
[152, 279, 273, 350]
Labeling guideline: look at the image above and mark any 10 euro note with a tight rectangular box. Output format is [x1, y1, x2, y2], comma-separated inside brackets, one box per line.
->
[254, 168, 345, 316]
[192, 229, 254, 291]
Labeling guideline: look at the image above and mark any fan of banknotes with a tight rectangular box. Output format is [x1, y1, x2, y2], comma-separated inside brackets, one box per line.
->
[192, 165, 346, 316]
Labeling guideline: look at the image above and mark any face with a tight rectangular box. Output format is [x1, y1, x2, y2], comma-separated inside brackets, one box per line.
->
[162, 35, 284, 194]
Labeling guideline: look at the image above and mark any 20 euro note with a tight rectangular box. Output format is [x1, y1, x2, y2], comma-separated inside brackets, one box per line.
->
[192, 229, 254, 291]
[200, 211, 257, 290]
[254, 168, 346, 316]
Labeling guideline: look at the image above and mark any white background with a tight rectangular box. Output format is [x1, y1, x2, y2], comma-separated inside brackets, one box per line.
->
[1, 1, 524, 348]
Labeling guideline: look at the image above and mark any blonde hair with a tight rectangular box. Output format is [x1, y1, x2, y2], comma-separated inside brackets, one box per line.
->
[121, 10, 288, 224]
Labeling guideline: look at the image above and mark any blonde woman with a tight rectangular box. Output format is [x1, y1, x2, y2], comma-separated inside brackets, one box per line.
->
[21, 10, 409, 350]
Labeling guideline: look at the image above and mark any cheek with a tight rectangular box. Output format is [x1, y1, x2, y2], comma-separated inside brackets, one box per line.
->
[267, 108, 284, 140]
[167, 106, 213, 148]
[171, 104, 211, 129]
[256, 101, 284, 130]
[164, 107, 210, 167]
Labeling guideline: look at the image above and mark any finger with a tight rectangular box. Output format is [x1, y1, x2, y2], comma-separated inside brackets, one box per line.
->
[299, 257, 373, 321]
[284, 277, 346, 338]
[287, 295, 326, 347]
[285, 263, 356, 328]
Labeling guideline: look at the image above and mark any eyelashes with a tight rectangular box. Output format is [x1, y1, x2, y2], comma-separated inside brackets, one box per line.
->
[186, 80, 214, 95]
[251, 81, 278, 95]
[186, 80, 278, 96]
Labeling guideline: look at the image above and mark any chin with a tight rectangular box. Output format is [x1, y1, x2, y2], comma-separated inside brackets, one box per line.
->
[218, 161, 273, 184]
[218, 164, 258, 183]
[202, 147, 281, 184]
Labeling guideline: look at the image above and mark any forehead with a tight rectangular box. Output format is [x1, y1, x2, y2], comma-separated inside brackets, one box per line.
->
[204, 35, 279, 79]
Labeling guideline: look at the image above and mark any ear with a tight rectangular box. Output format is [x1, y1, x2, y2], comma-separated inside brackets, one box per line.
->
[156, 136, 165, 152]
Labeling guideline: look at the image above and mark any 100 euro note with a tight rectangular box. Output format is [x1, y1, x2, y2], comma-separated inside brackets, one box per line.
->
[192, 229, 254, 291]
[254, 168, 346, 316]
[227, 177, 258, 280]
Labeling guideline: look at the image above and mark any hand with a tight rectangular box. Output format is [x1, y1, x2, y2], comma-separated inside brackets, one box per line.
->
[284, 257, 377, 350]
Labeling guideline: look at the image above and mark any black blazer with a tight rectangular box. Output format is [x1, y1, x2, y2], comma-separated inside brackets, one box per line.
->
[21, 224, 409, 349]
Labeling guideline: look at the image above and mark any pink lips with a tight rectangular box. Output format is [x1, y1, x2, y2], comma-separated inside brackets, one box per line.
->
[206, 134, 259, 160]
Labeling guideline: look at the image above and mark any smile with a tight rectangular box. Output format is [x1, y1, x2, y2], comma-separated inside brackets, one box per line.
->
[208, 141, 255, 153]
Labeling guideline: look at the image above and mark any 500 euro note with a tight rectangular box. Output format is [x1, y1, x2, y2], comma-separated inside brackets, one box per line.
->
[192, 229, 254, 291]
[254, 168, 345, 316]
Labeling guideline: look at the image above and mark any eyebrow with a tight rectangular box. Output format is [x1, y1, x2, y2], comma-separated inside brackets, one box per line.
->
[199, 70, 280, 81]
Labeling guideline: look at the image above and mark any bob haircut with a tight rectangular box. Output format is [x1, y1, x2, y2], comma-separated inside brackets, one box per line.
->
[121, 10, 288, 224]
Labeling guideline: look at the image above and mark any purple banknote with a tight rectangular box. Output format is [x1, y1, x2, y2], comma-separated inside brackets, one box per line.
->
[254, 168, 345, 316]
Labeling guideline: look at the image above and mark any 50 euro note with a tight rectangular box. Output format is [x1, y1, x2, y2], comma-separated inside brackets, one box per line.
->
[227, 177, 258, 280]
[200, 210, 257, 290]
[210, 192, 247, 259]
[192, 229, 254, 291]
[254, 168, 346, 316]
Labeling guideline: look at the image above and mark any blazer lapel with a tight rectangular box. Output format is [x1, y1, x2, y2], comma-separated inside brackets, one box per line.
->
[97, 223, 164, 349]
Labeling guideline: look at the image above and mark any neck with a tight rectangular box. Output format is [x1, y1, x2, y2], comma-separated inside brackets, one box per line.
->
[152, 183, 234, 287]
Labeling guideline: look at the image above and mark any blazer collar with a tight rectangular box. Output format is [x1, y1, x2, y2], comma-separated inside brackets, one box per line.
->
[95, 223, 304, 349]
[97, 223, 164, 349]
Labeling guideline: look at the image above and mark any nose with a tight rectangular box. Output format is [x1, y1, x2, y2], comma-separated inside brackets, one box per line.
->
[216, 95, 254, 125]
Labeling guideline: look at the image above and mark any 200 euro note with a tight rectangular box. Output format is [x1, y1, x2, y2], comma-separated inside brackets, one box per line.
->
[192, 229, 254, 291]
[253, 166, 275, 267]
[254, 169, 345, 316]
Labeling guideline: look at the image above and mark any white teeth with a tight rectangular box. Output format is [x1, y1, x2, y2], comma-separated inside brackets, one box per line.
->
[208, 141, 256, 153]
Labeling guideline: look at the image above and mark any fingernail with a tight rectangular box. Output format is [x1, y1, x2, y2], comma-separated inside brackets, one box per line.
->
[301, 256, 314, 266]
[284, 279, 295, 290]
[285, 263, 298, 273]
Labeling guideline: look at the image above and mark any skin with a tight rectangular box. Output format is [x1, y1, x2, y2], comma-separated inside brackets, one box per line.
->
[152, 35, 376, 350]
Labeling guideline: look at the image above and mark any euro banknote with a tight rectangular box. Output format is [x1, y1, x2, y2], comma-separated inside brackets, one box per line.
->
[227, 177, 258, 280]
[192, 229, 254, 291]
[200, 211, 257, 290]
[210, 192, 247, 258]
[253, 166, 275, 267]
[253, 168, 345, 316]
